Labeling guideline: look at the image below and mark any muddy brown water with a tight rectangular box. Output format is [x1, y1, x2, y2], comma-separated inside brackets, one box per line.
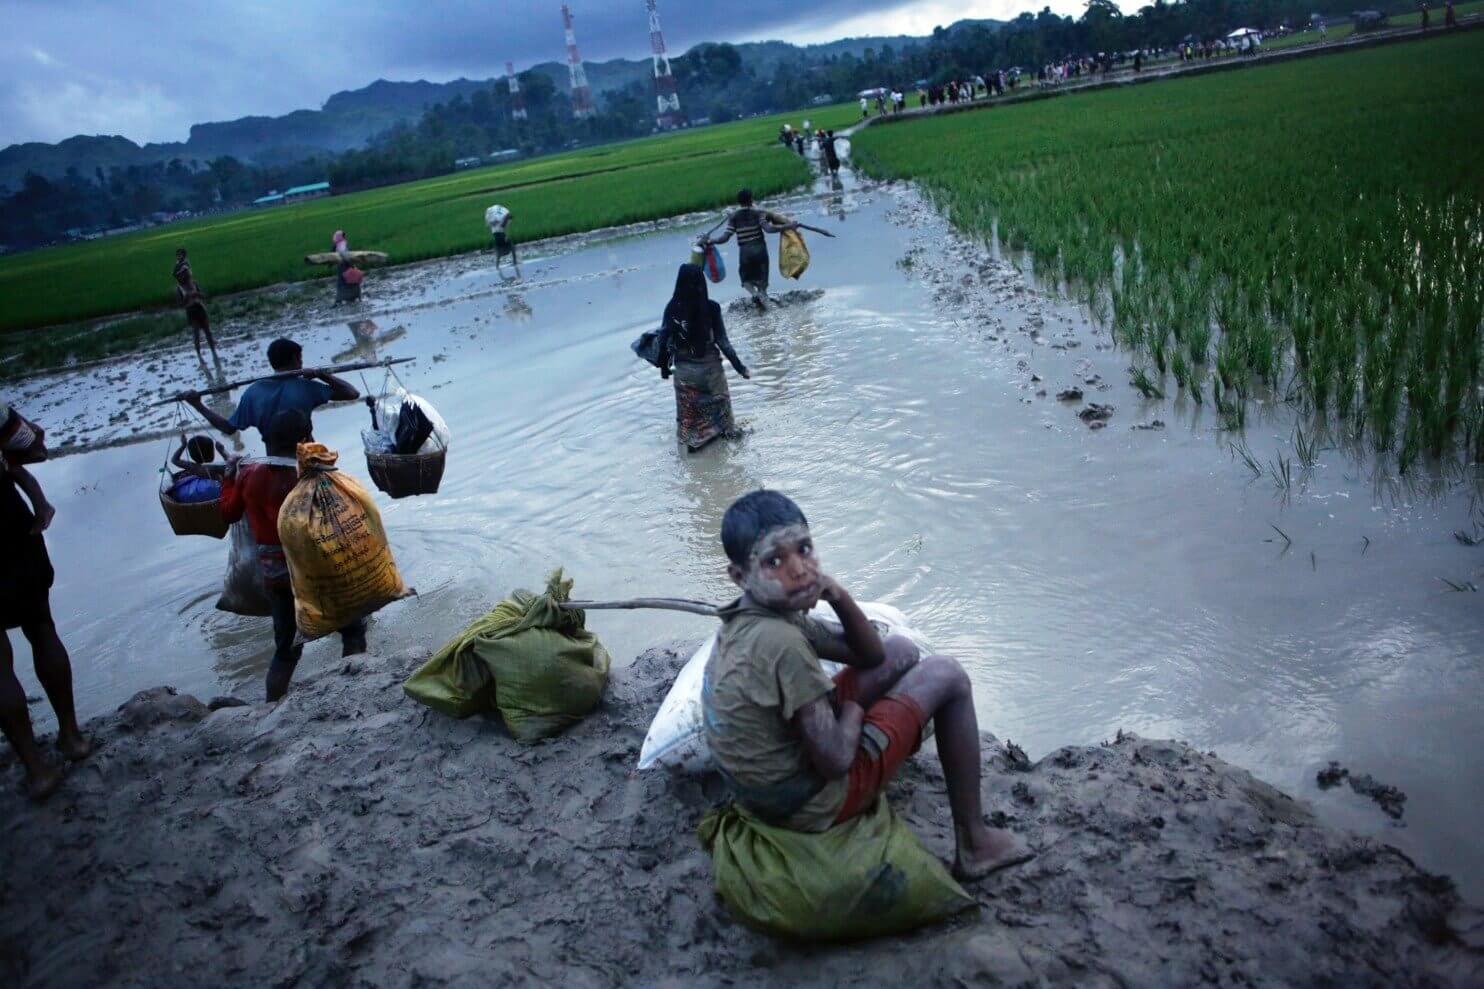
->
[8, 167, 1483, 901]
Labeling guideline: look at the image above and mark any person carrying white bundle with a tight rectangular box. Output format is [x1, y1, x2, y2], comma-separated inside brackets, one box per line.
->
[485, 204, 520, 279]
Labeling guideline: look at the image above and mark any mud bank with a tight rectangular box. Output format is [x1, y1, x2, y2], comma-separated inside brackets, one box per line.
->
[2, 646, 1478, 988]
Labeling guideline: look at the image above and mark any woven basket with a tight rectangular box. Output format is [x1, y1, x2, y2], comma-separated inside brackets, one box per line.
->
[366, 448, 446, 499]
[159, 489, 229, 539]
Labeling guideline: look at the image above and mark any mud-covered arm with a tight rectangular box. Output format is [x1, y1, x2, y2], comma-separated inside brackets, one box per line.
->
[776, 643, 862, 779]
[794, 695, 864, 779]
[805, 578, 886, 669]
[711, 307, 749, 379]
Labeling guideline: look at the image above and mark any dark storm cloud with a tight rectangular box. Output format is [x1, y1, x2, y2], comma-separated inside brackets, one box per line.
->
[2, 0, 1034, 147]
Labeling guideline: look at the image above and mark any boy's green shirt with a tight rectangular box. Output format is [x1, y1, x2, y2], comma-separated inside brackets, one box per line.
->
[702, 597, 847, 832]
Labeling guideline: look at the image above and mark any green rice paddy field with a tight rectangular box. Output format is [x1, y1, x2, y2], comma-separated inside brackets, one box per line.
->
[1261, 2, 1482, 49]
[854, 30, 1484, 465]
[0, 103, 860, 336]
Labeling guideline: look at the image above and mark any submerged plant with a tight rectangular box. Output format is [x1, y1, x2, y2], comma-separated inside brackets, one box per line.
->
[1131, 367, 1164, 399]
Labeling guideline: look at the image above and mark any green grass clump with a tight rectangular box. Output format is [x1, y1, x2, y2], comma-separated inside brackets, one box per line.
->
[0, 103, 859, 335]
[853, 33, 1484, 464]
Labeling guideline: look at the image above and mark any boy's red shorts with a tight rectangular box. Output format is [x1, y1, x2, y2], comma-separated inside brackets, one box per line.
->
[831, 668, 931, 824]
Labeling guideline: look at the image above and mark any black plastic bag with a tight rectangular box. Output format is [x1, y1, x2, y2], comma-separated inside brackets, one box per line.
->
[631, 329, 664, 368]
[393, 401, 436, 455]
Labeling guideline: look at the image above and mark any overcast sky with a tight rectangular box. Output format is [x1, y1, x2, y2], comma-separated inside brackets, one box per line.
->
[2, 0, 1083, 148]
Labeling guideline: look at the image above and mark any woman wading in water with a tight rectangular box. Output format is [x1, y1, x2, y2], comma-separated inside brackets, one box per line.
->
[656, 264, 750, 452]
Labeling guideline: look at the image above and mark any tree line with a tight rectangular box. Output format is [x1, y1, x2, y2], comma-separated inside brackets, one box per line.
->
[0, 0, 1418, 250]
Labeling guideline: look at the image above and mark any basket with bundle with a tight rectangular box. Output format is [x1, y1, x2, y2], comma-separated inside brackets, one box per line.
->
[361, 367, 450, 499]
[157, 427, 229, 539]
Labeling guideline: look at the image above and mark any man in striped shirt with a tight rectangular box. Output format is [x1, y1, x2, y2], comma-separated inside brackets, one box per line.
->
[705, 189, 797, 308]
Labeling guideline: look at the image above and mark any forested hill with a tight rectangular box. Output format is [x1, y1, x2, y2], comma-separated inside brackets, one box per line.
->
[0, 27, 951, 192]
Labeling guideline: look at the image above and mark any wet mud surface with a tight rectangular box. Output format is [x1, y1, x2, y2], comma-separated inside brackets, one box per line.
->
[7, 166, 1483, 903]
[1, 645, 1479, 988]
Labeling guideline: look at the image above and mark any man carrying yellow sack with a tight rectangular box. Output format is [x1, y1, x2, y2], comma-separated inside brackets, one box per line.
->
[221, 409, 405, 700]
[221, 410, 368, 700]
[279, 434, 407, 645]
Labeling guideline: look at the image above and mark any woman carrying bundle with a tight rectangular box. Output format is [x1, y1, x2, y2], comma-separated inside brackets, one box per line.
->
[655, 264, 750, 452]
[332, 230, 362, 305]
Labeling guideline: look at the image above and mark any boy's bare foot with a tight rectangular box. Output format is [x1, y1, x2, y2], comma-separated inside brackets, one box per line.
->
[57, 732, 92, 762]
[26, 764, 64, 803]
[953, 827, 1035, 882]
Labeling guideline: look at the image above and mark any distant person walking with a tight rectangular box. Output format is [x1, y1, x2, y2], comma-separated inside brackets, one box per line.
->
[704, 189, 798, 308]
[485, 203, 521, 279]
[173, 248, 219, 362]
[1421, 1, 1431, 29]
[652, 264, 749, 452]
[1445, 0, 1457, 26]
[332, 230, 362, 305]
[823, 131, 842, 175]
[860, 96, 869, 119]
[0, 411, 90, 802]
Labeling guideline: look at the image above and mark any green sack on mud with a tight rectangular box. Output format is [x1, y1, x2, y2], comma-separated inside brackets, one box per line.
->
[697, 798, 976, 941]
[779, 228, 810, 280]
[403, 569, 611, 741]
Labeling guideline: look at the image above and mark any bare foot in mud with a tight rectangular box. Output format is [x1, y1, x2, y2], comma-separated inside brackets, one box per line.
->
[953, 827, 1035, 882]
[57, 731, 92, 763]
[26, 763, 64, 803]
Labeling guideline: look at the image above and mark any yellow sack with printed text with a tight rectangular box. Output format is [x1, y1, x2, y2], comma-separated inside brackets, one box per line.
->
[278, 442, 407, 639]
[779, 228, 810, 280]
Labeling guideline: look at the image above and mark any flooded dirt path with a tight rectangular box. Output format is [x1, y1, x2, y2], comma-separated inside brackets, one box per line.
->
[11, 167, 1483, 899]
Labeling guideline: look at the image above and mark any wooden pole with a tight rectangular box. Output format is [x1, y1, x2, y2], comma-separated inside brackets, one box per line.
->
[150, 357, 416, 406]
[561, 597, 720, 618]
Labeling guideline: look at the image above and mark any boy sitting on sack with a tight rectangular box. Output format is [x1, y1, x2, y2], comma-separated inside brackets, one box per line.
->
[703, 490, 1033, 880]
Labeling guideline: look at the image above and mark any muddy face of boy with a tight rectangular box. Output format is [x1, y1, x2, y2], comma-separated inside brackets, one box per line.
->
[728, 523, 822, 611]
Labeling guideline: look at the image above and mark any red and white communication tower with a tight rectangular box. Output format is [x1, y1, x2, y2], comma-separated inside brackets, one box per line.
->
[647, 0, 684, 130]
[561, 4, 596, 119]
[506, 62, 528, 121]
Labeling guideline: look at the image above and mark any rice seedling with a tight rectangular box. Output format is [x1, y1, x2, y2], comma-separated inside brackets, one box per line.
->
[1213, 377, 1244, 430]
[1130, 367, 1163, 399]
[1268, 454, 1293, 494]
[855, 32, 1484, 466]
[1231, 440, 1263, 478]
[1294, 424, 1320, 471]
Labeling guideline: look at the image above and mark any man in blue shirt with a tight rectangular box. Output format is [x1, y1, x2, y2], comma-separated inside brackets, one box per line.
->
[184, 338, 359, 441]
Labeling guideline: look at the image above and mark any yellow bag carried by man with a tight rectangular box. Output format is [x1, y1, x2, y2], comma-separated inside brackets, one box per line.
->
[278, 442, 408, 639]
[779, 228, 810, 280]
[403, 570, 611, 742]
[698, 798, 976, 941]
